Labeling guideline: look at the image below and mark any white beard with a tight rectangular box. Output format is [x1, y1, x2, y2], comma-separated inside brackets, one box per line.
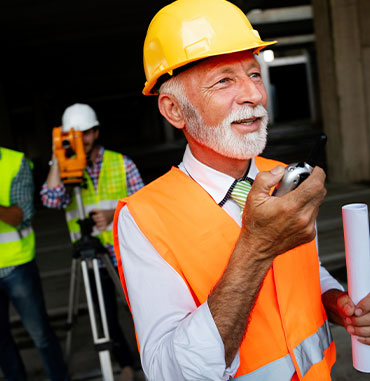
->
[184, 103, 268, 160]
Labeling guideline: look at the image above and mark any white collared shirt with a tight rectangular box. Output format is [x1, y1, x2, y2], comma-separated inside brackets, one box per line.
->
[117, 145, 343, 381]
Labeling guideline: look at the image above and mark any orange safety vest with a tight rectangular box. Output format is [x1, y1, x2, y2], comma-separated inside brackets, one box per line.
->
[113, 156, 336, 380]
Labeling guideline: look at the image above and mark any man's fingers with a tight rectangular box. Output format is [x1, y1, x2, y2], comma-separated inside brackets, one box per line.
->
[346, 315, 370, 328]
[337, 292, 356, 317]
[347, 324, 370, 338]
[290, 167, 327, 205]
[354, 292, 370, 317]
[357, 337, 370, 345]
[251, 165, 285, 197]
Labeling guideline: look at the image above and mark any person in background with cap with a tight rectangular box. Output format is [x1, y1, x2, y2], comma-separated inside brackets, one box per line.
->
[113, 1, 370, 380]
[41, 103, 144, 381]
[0, 146, 68, 380]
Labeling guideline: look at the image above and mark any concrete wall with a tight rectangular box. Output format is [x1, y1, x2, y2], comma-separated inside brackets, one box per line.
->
[313, 0, 370, 183]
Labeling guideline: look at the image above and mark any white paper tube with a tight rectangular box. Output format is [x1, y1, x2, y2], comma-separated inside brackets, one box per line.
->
[342, 203, 370, 373]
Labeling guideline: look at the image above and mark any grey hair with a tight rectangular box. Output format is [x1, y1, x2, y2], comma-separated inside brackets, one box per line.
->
[159, 75, 188, 107]
[159, 75, 201, 125]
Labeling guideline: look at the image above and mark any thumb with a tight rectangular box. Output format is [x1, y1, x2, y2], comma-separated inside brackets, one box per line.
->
[337, 292, 356, 317]
[354, 291, 370, 317]
[252, 165, 285, 196]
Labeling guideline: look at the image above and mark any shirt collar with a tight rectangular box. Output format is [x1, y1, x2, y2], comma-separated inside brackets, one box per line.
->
[95, 145, 104, 163]
[180, 145, 259, 205]
[85, 145, 104, 174]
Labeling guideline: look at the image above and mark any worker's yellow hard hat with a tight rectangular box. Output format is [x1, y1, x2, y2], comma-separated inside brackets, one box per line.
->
[143, 0, 276, 95]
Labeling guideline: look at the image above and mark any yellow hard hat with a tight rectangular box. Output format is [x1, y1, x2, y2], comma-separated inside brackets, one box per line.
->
[143, 0, 276, 95]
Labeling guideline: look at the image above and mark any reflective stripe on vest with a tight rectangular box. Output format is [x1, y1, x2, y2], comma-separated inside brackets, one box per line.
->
[0, 226, 33, 243]
[65, 150, 127, 245]
[234, 353, 295, 380]
[294, 320, 332, 377]
[65, 200, 119, 222]
[70, 227, 103, 242]
[234, 320, 332, 380]
[113, 157, 336, 380]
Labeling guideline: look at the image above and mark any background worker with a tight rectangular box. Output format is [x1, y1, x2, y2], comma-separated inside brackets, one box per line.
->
[113, 1, 370, 380]
[40, 103, 144, 380]
[0, 146, 68, 381]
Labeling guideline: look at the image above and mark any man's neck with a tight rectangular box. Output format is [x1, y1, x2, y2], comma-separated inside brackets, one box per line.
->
[187, 140, 251, 179]
[87, 145, 100, 166]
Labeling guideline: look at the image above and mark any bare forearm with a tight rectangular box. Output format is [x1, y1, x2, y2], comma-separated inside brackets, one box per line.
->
[46, 157, 62, 188]
[208, 236, 273, 367]
[208, 167, 327, 368]
[0, 205, 24, 227]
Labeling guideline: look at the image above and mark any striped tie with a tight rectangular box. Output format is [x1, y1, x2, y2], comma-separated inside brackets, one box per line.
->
[230, 179, 252, 214]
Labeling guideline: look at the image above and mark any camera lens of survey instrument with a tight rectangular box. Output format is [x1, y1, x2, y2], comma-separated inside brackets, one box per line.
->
[62, 139, 76, 158]
[273, 133, 327, 197]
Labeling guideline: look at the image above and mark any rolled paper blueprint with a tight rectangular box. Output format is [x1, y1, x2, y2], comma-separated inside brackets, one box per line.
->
[342, 203, 370, 373]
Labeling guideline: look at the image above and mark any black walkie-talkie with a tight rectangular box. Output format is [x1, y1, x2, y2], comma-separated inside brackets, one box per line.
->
[273, 133, 327, 197]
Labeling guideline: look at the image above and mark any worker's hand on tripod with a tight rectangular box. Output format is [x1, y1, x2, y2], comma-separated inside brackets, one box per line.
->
[89, 209, 115, 231]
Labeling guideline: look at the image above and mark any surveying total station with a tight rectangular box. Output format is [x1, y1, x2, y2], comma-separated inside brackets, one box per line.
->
[53, 126, 126, 380]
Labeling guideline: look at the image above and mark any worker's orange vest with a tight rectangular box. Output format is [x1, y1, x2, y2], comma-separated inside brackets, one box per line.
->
[113, 156, 336, 380]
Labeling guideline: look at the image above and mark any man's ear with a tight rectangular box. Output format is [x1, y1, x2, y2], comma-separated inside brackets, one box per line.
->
[158, 94, 185, 130]
[94, 128, 100, 140]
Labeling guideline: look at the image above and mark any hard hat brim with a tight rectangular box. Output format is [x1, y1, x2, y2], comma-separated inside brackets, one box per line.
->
[142, 40, 277, 96]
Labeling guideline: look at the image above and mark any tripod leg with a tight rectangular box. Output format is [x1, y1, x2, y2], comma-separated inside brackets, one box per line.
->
[100, 253, 127, 303]
[81, 258, 114, 381]
[92, 259, 110, 339]
[65, 257, 80, 360]
[74, 258, 82, 315]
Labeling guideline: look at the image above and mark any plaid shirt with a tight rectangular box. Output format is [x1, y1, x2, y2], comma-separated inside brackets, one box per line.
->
[11, 158, 34, 227]
[40, 146, 144, 263]
[0, 151, 34, 276]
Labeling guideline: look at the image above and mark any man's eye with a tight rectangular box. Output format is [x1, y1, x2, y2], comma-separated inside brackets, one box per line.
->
[250, 72, 261, 79]
[217, 77, 230, 84]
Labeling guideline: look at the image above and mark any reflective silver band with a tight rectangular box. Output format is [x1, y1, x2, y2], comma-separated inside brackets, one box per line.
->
[0, 226, 33, 243]
[234, 320, 332, 380]
[70, 228, 101, 242]
[234, 353, 295, 380]
[293, 319, 332, 377]
[66, 200, 119, 222]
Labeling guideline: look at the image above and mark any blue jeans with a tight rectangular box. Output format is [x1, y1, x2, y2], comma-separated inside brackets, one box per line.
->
[0, 260, 68, 381]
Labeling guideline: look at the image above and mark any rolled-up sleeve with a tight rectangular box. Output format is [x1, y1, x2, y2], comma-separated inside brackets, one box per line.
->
[40, 182, 71, 209]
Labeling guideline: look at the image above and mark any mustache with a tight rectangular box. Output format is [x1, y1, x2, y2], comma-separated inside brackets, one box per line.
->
[228, 104, 268, 122]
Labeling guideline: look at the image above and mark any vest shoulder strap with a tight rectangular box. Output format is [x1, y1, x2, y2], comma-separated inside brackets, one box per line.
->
[255, 156, 287, 171]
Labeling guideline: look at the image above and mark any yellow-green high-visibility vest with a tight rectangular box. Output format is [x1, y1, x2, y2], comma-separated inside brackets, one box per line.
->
[0, 147, 35, 267]
[65, 150, 127, 245]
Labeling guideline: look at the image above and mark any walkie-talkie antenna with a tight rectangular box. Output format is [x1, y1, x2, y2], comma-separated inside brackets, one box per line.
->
[306, 133, 327, 168]
[273, 133, 328, 197]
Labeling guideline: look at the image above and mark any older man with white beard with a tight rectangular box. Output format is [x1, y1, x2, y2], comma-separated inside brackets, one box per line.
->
[113, 1, 370, 380]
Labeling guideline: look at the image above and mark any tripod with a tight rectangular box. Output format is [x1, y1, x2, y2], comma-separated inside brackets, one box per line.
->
[65, 186, 126, 380]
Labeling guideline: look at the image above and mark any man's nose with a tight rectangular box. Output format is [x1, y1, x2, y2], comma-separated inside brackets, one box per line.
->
[235, 77, 264, 106]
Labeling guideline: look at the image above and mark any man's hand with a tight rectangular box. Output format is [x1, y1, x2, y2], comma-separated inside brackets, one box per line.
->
[0, 205, 23, 227]
[242, 165, 327, 261]
[90, 209, 115, 231]
[337, 292, 370, 345]
[209, 165, 327, 366]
